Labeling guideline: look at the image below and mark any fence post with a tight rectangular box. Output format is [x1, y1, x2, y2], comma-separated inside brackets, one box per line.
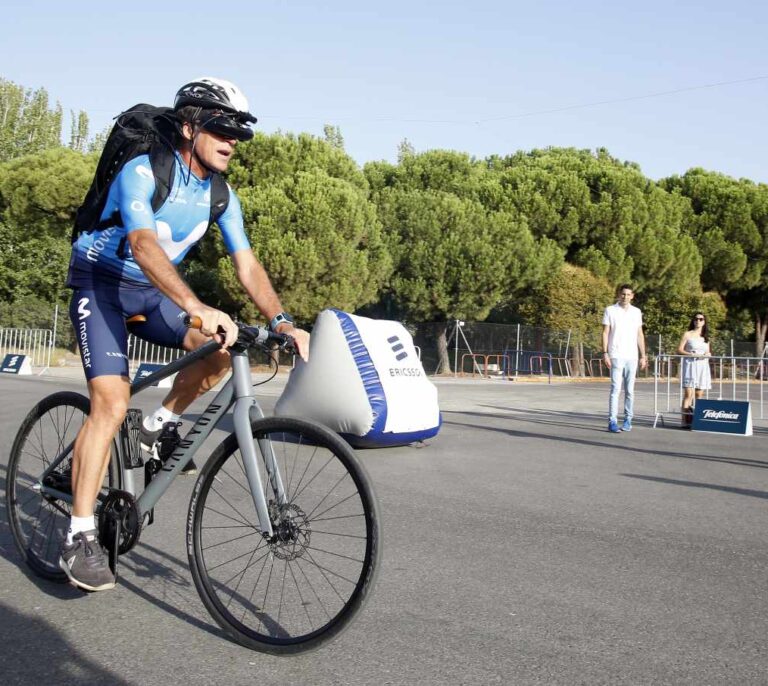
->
[50, 303, 58, 369]
[453, 320, 459, 378]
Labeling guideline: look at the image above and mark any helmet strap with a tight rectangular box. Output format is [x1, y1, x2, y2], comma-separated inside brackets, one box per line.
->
[181, 127, 215, 184]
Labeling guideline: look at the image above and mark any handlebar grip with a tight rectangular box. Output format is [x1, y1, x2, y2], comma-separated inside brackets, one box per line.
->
[184, 315, 203, 330]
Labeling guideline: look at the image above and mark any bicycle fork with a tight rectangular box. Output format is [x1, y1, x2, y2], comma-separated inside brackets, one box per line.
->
[231, 352, 287, 540]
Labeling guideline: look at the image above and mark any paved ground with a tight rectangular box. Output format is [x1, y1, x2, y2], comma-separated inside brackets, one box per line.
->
[1, 373, 767, 685]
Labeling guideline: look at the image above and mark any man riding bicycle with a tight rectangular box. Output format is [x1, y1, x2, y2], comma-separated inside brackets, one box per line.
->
[62, 77, 309, 592]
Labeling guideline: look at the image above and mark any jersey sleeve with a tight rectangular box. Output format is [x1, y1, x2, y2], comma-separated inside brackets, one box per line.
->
[217, 185, 251, 253]
[114, 156, 158, 233]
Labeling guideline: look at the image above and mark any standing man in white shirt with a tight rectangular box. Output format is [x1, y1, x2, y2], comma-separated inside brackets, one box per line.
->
[601, 284, 647, 433]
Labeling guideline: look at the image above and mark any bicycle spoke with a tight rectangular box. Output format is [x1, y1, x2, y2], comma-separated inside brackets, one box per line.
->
[202, 506, 252, 528]
[9, 393, 118, 582]
[190, 418, 378, 650]
[300, 549, 354, 600]
[223, 545, 264, 612]
[202, 529, 261, 552]
[304, 477, 355, 520]
[209, 484, 259, 529]
[311, 512, 366, 523]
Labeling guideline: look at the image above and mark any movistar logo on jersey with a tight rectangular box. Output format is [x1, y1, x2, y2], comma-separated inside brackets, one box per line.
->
[156, 220, 208, 261]
[77, 298, 91, 319]
[86, 227, 118, 263]
[77, 298, 92, 368]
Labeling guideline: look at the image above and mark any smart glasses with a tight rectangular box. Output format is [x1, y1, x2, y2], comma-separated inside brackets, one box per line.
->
[200, 110, 257, 142]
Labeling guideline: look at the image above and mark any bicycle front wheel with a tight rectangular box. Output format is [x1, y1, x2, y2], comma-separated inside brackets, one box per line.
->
[7, 391, 120, 581]
[188, 416, 381, 654]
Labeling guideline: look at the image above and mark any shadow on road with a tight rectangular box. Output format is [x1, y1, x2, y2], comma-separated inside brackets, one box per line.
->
[442, 410, 768, 470]
[0, 465, 83, 599]
[2, 464, 228, 642]
[621, 473, 768, 500]
[0, 601, 132, 685]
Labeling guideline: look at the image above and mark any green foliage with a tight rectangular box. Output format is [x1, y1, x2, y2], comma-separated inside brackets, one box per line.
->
[2, 73, 768, 360]
[0, 148, 95, 303]
[0, 148, 96, 238]
[661, 168, 768, 353]
[641, 291, 726, 351]
[520, 263, 614, 349]
[0, 78, 63, 162]
[374, 185, 563, 322]
[490, 147, 703, 296]
[68, 110, 90, 153]
[229, 131, 366, 192]
[322, 124, 344, 150]
[661, 169, 768, 293]
[207, 132, 391, 324]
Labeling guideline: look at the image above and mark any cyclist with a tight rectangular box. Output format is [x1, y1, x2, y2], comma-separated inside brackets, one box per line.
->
[61, 77, 309, 591]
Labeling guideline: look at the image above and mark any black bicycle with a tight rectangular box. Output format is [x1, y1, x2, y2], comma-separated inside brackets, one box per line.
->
[6, 321, 381, 654]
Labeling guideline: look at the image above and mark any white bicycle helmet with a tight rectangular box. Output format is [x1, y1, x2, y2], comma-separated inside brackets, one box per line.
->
[174, 77, 257, 141]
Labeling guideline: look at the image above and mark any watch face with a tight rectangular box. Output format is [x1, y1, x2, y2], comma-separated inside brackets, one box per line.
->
[271, 313, 293, 330]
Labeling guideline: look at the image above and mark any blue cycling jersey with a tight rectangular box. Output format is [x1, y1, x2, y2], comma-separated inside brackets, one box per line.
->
[67, 154, 250, 288]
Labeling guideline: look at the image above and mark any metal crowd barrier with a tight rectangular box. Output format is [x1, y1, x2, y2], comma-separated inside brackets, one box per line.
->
[501, 349, 554, 383]
[653, 353, 767, 427]
[0, 327, 54, 369]
[459, 353, 510, 378]
[459, 350, 574, 384]
[127, 334, 184, 376]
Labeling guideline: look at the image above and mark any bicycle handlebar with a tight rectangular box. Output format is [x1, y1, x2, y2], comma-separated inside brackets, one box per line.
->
[182, 315, 297, 354]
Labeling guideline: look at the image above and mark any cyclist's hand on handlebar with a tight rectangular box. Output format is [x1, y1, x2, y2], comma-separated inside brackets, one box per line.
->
[279, 325, 310, 362]
[187, 305, 238, 348]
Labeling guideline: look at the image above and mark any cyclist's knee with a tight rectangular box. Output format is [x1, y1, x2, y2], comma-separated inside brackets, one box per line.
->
[88, 377, 130, 428]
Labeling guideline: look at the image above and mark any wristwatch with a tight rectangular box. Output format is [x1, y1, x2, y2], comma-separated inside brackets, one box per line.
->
[269, 312, 294, 332]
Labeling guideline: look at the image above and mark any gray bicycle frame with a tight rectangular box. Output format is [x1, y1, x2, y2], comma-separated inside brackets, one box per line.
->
[39, 344, 286, 539]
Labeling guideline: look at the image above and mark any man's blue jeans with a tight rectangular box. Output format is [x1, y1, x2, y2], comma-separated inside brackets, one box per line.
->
[609, 357, 638, 423]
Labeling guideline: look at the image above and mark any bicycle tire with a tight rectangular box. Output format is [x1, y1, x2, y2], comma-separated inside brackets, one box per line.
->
[7, 391, 121, 581]
[187, 416, 381, 654]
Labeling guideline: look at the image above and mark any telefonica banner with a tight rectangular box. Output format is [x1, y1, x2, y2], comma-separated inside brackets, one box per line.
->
[692, 399, 752, 436]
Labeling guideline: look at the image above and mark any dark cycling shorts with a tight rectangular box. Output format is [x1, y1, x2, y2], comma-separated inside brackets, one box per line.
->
[69, 285, 188, 380]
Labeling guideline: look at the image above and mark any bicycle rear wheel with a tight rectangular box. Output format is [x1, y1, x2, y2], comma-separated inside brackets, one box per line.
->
[7, 391, 120, 581]
[188, 416, 380, 654]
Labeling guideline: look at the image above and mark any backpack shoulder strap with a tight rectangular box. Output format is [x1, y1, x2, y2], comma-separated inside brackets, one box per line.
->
[209, 173, 230, 226]
[148, 143, 177, 213]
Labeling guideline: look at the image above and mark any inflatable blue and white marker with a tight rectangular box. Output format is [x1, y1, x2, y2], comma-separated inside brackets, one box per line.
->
[275, 309, 441, 447]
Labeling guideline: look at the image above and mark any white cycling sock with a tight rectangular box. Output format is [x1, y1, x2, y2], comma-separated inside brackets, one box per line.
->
[143, 406, 181, 432]
[67, 515, 96, 544]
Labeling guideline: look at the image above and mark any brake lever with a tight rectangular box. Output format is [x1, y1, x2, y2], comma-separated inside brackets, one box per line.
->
[278, 335, 297, 355]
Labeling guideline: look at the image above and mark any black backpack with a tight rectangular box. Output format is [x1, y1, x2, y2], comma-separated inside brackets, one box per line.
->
[71, 104, 229, 243]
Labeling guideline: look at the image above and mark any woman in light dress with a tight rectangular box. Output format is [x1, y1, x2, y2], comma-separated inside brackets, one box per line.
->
[677, 312, 712, 428]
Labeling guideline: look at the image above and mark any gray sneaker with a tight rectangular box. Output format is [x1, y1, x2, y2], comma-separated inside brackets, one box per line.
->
[59, 530, 116, 591]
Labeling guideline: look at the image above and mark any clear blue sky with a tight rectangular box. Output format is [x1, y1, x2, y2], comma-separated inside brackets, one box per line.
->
[3, 0, 767, 182]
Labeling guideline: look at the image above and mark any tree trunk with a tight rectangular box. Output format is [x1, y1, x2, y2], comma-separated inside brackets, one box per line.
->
[756, 311, 767, 358]
[756, 311, 768, 379]
[434, 322, 451, 375]
[569, 339, 584, 377]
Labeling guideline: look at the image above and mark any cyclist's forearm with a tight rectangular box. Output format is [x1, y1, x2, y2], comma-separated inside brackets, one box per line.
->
[129, 231, 200, 312]
[233, 250, 284, 321]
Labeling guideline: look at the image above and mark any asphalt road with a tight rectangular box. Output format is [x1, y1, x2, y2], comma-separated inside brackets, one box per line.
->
[1, 373, 767, 685]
